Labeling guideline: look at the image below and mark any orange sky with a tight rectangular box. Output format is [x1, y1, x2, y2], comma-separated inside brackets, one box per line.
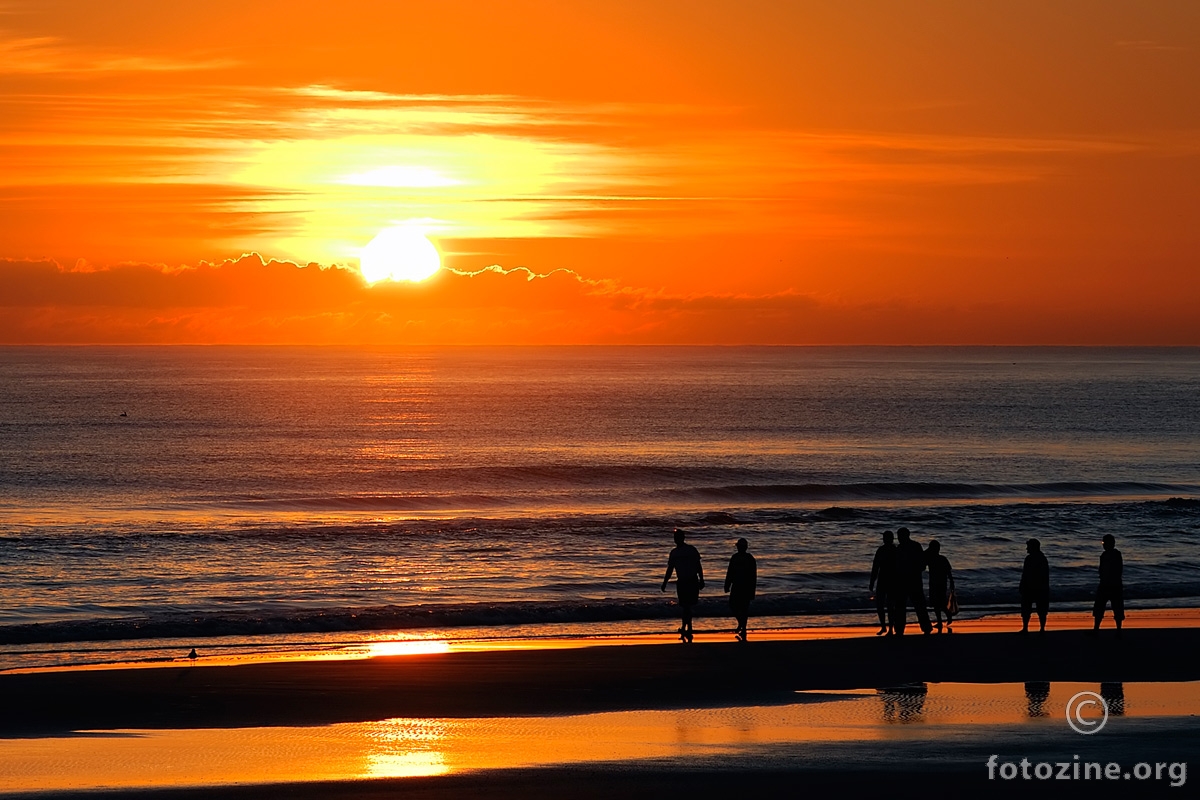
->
[1, 0, 1198, 344]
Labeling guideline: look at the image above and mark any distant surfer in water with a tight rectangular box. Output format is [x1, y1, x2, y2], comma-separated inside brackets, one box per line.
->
[662, 528, 704, 642]
[724, 537, 757, 641]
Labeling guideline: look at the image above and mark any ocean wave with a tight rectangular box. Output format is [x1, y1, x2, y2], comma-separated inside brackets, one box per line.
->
[657, 481, 1197, 504]
[165, 481, 1200, 514]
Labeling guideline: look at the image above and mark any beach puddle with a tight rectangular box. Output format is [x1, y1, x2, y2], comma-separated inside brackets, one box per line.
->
[2, 681, 1198, 793]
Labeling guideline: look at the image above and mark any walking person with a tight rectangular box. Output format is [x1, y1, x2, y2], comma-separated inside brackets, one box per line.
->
[661, 528, 704, 642]
[895, 528, 933, 635]
[1092, 534, 1124, 635]
[926, 540, 955, 633]
[1019, 538, 1050, 633]
[869, 530, 898, 635]
[724, 537, 757, 642]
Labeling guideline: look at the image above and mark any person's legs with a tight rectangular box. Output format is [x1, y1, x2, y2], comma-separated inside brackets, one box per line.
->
[1093, 586, 1108, 631]
[911, 579, 932, 634]
[1037, 596, 1048, 632]
[677, 581, 698, 641]
[891, 591, 907, 635]
[1113, 589, 1124, 632]
[875, 590, 888, 633]
[1021, 596, 1032, 632]
[730, 597, 748, 639]
[930, 590, 945, 632]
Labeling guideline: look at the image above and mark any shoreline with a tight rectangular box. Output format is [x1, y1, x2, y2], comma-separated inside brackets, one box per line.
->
[6, 607, 1200, 675]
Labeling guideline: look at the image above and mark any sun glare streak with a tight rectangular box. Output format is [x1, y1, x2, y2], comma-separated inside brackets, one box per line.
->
[366, 639, 452, 657]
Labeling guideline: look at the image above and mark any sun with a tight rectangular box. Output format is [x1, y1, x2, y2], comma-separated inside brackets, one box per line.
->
[359, 227, 441, 283]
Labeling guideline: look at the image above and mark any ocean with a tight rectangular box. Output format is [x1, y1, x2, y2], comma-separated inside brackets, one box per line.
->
[2, 346, 1199, 669]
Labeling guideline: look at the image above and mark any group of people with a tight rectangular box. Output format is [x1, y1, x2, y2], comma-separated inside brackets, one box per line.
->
[1019, 533, 1125, 634]
[871, 529, 1127, 636]
[661, 529, 756, 642]
[661, 526, 1127, 641]
[869, 527, 956, 636]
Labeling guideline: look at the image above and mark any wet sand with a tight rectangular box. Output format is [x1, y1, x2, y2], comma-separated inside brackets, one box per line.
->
[4, 625, 1198, 737]
[3, 681, 1197, 798]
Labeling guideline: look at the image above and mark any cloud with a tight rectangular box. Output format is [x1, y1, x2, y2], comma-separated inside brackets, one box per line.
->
[0, 32, 236, 74]
[6, 72, 1183, 265]
[2, 256, 1196, 346]
[1115, 40, 1188, 52]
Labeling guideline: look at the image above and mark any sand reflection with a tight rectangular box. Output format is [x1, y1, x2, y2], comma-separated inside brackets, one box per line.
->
[1024, 681, 1051, 717]
[363, 718, 450, 778]
[2, 681, 1198, 794]
[878, 684, 928, 723]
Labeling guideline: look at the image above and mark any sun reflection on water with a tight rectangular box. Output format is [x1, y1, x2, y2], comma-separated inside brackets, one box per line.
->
[366, 639, 452, 657]
[364, 718, 449, 778]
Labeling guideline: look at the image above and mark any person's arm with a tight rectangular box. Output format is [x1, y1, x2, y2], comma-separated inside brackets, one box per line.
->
[697, 554, 705, 590]
[661, 553, 675, 592]
[948, 559, 955, 591]
[870, 551, 880, 592]
[724, 557, 734, 593]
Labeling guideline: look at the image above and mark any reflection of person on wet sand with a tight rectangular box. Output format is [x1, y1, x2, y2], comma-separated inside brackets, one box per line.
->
[661, 528, 704, 643]
[879, 683, 928, 722]
[869, 530, 897, 636]
[724, 537, 757, 642]
[1093, 534, 1124, 635]
[1019, 538, 1050, 633]
[1100, 682, 1125, 716]
[1024, 681, 1050, 717]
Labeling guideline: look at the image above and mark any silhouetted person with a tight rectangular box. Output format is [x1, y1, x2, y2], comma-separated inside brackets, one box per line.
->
[1093, 534, 1124, 634]
[1019, 538, 1050, 633]
[926, 540, 955, 633]
[724, 537, 757, 642]
[869, 530, 898, 635]
[662, 528, 704, 642]
[895, 528, 932, 635]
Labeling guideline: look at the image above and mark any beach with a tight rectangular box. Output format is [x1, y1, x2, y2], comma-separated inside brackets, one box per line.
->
[3, 0, 1200, 791]
[7, 624, 1200, 734]
[3, 622, 1199, 798]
